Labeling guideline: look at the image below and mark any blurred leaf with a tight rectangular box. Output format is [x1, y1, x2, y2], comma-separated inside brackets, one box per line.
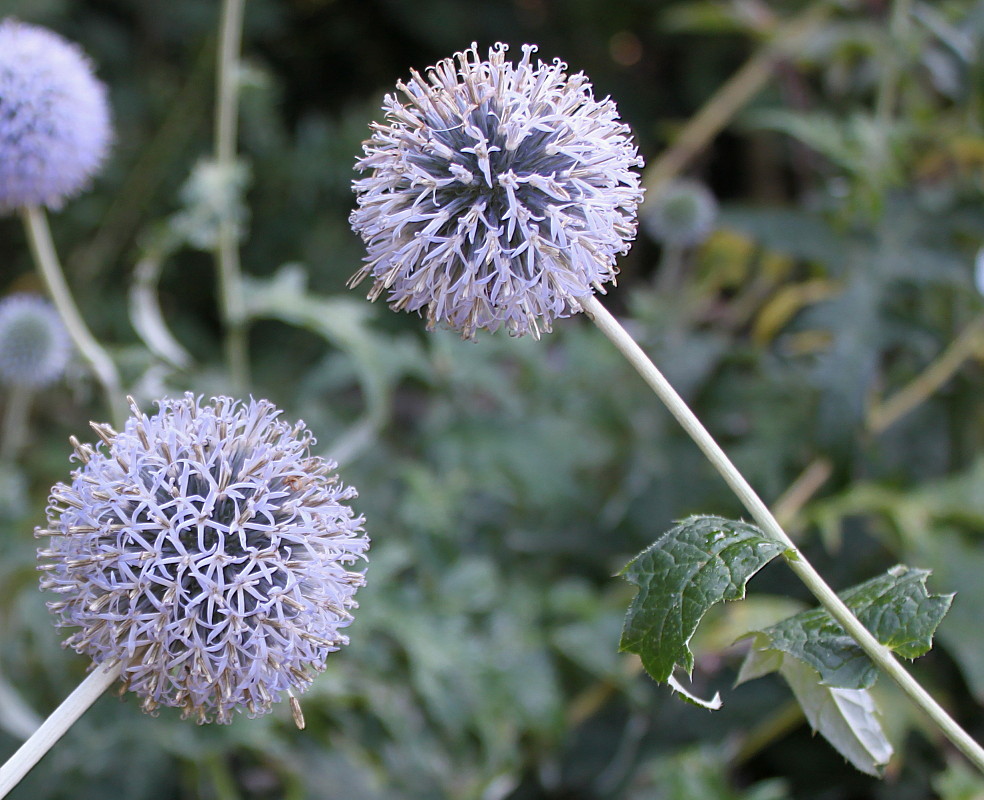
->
[932, 757, 984, 800]
[619, 516, 785, 686]
[627, 745, 791, 800]
[243, 265, 422, 463]
[918, 534, 984, 703]
[718, 208, 848, 268]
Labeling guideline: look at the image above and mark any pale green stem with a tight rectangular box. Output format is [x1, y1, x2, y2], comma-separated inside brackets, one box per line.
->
[0, 387, 30, 464]
[579, 294, 984, 774]
[20, 206, 127, 428]
[654, 243, 686, 295]
[0, 662, 120, 798]
[214, 0, 249, 392]
[644, 3, 831, 191]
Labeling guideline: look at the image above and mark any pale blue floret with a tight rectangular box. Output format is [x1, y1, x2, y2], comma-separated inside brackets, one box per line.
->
[38, 394, 369, 724]
[0, 293, 72, 388]
[350, 42, 645, 338]
[0, 19, 113, 212]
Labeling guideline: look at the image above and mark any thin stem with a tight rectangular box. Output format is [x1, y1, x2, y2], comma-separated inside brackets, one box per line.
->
[732, 700, 804, 766]
[214, 0, 249, 392]
[579, 294, 984, 774]
[771, 457, 833, 529]
[654, 243, 686, 296]
[0, 661, 120, 799]
[867, 313, 984, 436]
[644, 3, 831, 191]
[0, 387, 31, 464]
[20, 206, 127, 428]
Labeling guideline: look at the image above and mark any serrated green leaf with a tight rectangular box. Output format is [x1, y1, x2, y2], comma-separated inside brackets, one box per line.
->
[740, 565, 953, 690]
[779, 656, 893, 777]
[619, 516, 785, 684]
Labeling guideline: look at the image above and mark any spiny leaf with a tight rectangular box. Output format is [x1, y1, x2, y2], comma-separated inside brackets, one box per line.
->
[739, 565, 952, 690]
[619, 516, 784, 685]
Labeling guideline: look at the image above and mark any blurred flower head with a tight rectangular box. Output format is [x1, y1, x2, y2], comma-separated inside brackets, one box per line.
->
[350, 42, 644, 338]
[642, 179, 718, 248]
[0, 293, 72, 389]
[38, 394, 369, 725]
[0, 19, 113, 213]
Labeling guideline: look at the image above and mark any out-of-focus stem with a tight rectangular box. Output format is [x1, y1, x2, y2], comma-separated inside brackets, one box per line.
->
[644, 3, 831, 191]
[0, 662, 120, 799]
[0, 386, 31, 464]
[580, 293, 984, 775]
[214, 0, 249, 392]
[21, 206, 127, 428]
[868, 314, 984, 435]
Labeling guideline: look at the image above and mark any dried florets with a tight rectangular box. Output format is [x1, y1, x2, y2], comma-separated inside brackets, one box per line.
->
[38, 394, 369, 725]
[0, 18, 113, 212]
[350, 42, 644, 338]
[0, 293, 72, 389]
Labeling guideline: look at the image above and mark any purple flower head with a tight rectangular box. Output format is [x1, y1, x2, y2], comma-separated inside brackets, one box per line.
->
[350, 42, 644, 338]
[38, 394, 369, 725]
[0, 19, 113, 213]
[0, 293, 72, 388]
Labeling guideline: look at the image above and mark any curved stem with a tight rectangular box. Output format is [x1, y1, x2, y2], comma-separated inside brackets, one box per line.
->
[214, 0, 249, 392]
[0, 661, 120, 799]
[867, 313, 984, 435]
[579, 294, 984, 774]
[20, 206, 127, 428]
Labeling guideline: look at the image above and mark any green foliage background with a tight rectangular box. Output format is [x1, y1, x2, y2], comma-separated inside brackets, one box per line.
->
[1, 0, 983, 797]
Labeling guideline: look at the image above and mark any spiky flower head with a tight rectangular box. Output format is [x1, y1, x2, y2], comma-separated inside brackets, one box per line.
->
[642, 179, 718, 248]
[0, 19, 113, 213]
[350, 42, 644, 338]
[0, 293, 72, 388]
[38, 394, 369, 725]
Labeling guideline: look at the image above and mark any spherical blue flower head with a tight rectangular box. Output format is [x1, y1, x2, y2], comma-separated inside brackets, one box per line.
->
[0, 293, 72, 388]
[642, 179, 718, 248]
[350, 42, 644, 338]
[38, 394, 369, 725]
[0, 19, 113, 212]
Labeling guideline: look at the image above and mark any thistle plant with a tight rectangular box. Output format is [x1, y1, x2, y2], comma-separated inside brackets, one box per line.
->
[0, 294, 72, 391]
[350, 41, 984, 775]
[0, 394, 368, 792]
[0, 293, 73, 462]
[2, 3, 982, 796]
[642, 178, 718, 248]
[0, 19, 112, 213]
[350, 42, 643, 338]
[642, 178, 718, 293]
[0, 17, 124, 427]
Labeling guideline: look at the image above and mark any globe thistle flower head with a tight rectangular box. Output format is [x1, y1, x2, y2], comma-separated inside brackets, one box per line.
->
[38, 394, 369, 725]
[0, 293, 72, 388]
[350, 42, 644, 339]
[642, 179, 718, 248]
[0, 19, 113, 213]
